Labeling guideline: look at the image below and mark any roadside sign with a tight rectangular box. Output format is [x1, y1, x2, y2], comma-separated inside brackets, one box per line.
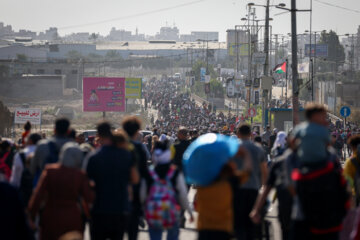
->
[14, 108, 42, 125]
[340, 106, 351, 118]
[252, 52, 266, 65]
[226, 78, 235, 98]
[248, 107, 257, 117]
[125, 78, 142, 99]
[83, 77, 126, 112]
[200, 68, 206, 82]
[305, 44, 328, 57]
[205, 75, 211, 83]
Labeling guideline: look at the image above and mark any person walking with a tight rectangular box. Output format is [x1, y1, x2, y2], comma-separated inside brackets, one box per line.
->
[122, 116, 150, 240]
[0, 181, 35, 240]
[343, 134, 360, 205]
[28, 142, 94, 240]
[141, 140, 193, 240]
[288, 104, 349, 240]
[0, 139, 14, 182]
[250, 132, 292, 240]
[183, 133, 251, 240]
[21, 121, 32, 146]
[234, 124, 268, 240]
[86, 122, 139, 240]
[10, 133, 41, 207]
[31, 118, 71, 185]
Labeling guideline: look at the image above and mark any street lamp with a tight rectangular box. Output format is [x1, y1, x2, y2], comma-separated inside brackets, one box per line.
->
[248, 2, 285, 77]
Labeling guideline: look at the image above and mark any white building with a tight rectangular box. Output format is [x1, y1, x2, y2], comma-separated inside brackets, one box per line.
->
[191, 31, 219, 41]
[0, 45, 47, 61]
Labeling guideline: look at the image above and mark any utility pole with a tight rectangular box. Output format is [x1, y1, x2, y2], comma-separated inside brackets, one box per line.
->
[263, 0, 270, 76]
[248, 5, 252, 110]
[236, 26, 239, 73]
[274, 34, 279, 66]
[351, 35, 355, 72]
[291, 0, 300, 126]
[285, 58, 288, 107]
[309, 0, 313, 101]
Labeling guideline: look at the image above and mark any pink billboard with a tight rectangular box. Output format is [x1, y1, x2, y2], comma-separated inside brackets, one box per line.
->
[83, 77, 126, 112]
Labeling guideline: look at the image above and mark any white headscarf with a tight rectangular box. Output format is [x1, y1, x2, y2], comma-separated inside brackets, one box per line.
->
[272, 131, 287, 151]
[59, 142, 84, 169]
[152, 149, 171, 165]
[159, 134, 168, 142]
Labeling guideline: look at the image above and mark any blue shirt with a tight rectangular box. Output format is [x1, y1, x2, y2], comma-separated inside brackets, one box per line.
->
[293, 122, 330, 165]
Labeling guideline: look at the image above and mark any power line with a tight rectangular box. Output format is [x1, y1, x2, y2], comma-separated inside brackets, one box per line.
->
[313, 0, 360, 14]
[57, 0, 207, 30]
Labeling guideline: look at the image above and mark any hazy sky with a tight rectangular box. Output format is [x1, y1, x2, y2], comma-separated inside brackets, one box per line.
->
[1, 0, 359, 41]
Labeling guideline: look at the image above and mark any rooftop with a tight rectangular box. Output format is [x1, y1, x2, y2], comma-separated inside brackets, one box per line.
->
[96, 41, 227, 51]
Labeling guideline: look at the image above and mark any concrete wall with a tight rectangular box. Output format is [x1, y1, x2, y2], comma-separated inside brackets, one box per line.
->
[0, 75, 65, 100]
[336, 82, 360, 107]
[1, 62, 81, 89]
[270, 109, 306, 132]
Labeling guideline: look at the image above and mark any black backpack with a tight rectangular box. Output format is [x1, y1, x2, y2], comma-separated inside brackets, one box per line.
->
[19, 152, 34, 207]
[292, 156, 349, 235]
[44, 141, 59, 166]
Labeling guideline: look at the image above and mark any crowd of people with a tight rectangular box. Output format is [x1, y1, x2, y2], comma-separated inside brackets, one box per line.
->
[143, 78, 241, 136]
[1, 78, 360, 240]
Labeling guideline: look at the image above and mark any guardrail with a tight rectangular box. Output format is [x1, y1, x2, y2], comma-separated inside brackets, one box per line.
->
[328, 112, 342, 122]
[191, 94, 209, 106]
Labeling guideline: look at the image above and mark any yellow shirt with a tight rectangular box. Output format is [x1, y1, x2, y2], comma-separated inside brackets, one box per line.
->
[196, 180, 233, 233]
[343, 155, 358, 189]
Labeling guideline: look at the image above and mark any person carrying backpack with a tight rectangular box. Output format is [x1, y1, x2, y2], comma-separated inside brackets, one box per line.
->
[10, 133, 42, 207]
[0, 140, 14, 182]
[30, 118, 71, 186]
[288, 103, 350, 240]
[140, 140, 193, 240]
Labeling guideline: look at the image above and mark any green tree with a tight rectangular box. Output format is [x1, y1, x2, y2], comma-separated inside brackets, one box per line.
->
[318, 30, 345, 70]
[66, 50, 83, 62]
[210, 78, 224, 98]
[105, 50, 122, 60]
[89, 33, 99, 43]
[87, 53, 104, 62]
[191, 60, 217, 82]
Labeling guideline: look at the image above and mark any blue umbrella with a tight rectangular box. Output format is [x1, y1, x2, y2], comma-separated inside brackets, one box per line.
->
[183, 133, 241, 186]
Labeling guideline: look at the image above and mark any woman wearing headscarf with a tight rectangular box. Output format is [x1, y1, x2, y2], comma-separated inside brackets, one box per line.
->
[28, 142, 94, 240]
[270, 131, 287, 159]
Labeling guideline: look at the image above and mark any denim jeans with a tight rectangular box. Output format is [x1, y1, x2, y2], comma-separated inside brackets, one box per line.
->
[148, 225, 180, 240]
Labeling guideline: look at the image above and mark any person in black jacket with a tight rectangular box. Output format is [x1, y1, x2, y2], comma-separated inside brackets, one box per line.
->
[0, 181, 34, 240]
[122, 116, 150, 240]
[172, 126, 191, 228]
[172, 127, 191, 172]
